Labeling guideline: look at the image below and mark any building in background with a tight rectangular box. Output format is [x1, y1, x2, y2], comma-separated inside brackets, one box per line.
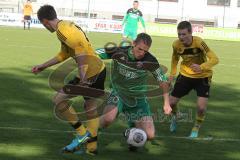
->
[0, 0, 240, 28]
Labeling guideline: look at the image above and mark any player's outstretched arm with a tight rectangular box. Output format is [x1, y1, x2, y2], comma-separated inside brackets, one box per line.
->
[159, 82, 172, 115]
[139, 17, 146, 33]
[170, 47, 180, 81]
[32, 57, 60, 74]
[95, 48, 113, 60]
[122, 12, 128, 27]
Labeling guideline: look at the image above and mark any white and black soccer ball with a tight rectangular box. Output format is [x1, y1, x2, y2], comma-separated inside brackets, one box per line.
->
[124, 128, 147, 147]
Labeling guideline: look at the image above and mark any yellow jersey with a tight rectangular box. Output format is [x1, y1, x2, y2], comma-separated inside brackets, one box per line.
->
[23, 3, 33, 16]
[55, 20, 105, 79]
[170, 36, 219, 78]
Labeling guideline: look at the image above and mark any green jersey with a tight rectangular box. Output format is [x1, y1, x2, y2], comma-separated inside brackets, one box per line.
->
[122, 8, 146, 31]
[96, 46, 167, 100]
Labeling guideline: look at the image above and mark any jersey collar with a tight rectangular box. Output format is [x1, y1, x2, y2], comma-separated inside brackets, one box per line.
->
[128, 47, 136, 61]
[56, 20, 63, 30]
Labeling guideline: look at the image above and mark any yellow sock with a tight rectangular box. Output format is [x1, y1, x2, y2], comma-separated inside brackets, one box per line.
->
[192, 115, 205, 131]
[56, 101, 87, 136]
[86, 117, 99, 151]
[86, 117, 99, 137]
[75, 124, 87, 136]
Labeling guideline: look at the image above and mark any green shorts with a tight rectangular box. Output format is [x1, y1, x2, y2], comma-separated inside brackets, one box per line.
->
[123, 28, 137, 40]
[107, 90, 152, 126]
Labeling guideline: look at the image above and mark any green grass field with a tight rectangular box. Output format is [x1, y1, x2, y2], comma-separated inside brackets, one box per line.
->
[0, 26, 240, 160]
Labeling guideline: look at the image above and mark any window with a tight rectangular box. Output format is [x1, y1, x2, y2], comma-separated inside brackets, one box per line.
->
[74, 12, 97, 18]
[0, 8, 14, 13]
[189, 20, 215, 27]
[158, 0, 178, 2]
[112, 15, 124, 20]
[207, 0, 231, 6]
[155, 18, 177, 24]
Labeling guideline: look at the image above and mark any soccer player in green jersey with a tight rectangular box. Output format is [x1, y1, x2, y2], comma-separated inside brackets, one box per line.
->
[97, 33, 172, 150]
[122, 1, 146, 41]
[169, 21, 219, 138]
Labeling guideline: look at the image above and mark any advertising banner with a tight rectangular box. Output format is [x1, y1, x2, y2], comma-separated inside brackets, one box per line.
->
[1, 13, 240, 41]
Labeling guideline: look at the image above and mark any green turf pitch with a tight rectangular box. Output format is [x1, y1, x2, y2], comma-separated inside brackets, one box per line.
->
[0, 26, 240, 160]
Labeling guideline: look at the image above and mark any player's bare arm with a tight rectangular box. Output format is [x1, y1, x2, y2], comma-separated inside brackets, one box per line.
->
[32, 57, 60, 74]
[190, 63, 202, 73]
[159, 82, 172, 115]
[74, 54, 88, 84]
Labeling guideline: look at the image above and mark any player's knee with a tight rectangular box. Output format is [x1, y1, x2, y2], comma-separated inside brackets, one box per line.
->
[52, 96, 58, 105]
[104, 115, 115, 124]
[52, 96, 61, 105]
[101, 115, 115, 127]
[52, 96, 68, 107]
[52, 93, 64, 103]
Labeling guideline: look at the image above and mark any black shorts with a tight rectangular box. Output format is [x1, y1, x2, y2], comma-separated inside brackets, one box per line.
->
[171, 74, 211, 98]
[67, 68, 106, 100]
[24, 16, 31, 21]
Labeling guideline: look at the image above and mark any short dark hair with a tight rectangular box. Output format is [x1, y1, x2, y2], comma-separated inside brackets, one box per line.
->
[177, 21, 192, 33]
[135, 33, 152, 47]
[37, 5, 57, 22]
[134, 0, 139, 3]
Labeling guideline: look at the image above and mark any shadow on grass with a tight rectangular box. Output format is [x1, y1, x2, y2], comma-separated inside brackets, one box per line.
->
[0, 65, 240, 160]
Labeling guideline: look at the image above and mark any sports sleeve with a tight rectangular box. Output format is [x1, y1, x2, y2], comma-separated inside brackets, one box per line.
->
[144, 56, 168, 82]
[66, 34, 86, 56]
[170, 43, 180, 76]
[57, 24, 89, 56]
[30, 5, 33, 14]
[139, 11, 146, 28]
[152, 66, 168, 82]
[55, 43, 70, 62]
[199, 40, 219, 71]
[95, 48, 111, 59]
[95, 47, 118, 59]
[122, 9, 130, 26]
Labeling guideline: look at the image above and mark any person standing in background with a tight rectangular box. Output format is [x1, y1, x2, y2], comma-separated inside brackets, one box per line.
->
[23, 0, 33, 30]
[122, 0, 146, 41]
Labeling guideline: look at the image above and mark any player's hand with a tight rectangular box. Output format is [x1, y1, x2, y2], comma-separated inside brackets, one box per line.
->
[31, 65, 44, 74]
[163, 104, 172, 115]
[190, 64, 202, 73]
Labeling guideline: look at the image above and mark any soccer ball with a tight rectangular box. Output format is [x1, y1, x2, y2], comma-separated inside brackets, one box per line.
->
[124, 128, 147, 147]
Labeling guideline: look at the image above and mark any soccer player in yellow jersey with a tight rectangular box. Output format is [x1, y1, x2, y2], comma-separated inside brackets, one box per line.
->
[31, 5, 106, 155]
[23, 0, 33, 30]
[168, 21, 219, 138]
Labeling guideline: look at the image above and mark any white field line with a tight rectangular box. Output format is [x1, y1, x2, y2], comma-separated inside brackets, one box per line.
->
[0, 126, 240, 142]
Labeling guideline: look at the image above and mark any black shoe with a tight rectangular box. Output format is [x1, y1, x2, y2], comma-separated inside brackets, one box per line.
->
[128, 144, 138, 152]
